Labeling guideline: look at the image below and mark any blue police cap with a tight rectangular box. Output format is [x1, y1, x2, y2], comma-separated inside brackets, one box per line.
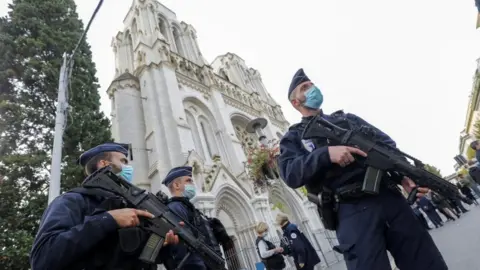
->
[78, 142, 130, 167]
[162, 166, 193, 186]
[288, 68, 311, 99]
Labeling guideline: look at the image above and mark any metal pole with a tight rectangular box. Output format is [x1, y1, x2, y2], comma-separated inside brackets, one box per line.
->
[48, 53, 69, 204]
[253, 126, 268, 146]
[45, 0, 104, 204]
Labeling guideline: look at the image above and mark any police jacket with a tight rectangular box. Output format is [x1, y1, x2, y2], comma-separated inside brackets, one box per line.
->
[417, 197, 435, 212]
[277, 110, 398, 193]
[282, 222, 320, 268]
[469, 166, 480, 184]
[431, 193, 449, 209]
[165, 197, 221, 270]
[30, 188, 155, 270]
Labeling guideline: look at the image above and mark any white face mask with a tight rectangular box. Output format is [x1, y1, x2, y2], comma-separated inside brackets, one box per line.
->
[262, 231, 268, 237]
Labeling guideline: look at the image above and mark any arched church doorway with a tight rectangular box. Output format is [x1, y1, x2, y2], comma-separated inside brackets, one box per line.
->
[269, 184, 304, 229]
[215, 185, 258, 269]
[269, 183, 335, 263]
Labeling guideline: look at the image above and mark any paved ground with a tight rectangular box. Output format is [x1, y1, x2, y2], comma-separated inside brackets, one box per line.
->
[430, 204, 480, 270]
[323, 204, 480, 270]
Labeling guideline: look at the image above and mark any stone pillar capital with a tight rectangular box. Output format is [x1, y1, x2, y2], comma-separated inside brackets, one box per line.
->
[192, 194, 216, 216]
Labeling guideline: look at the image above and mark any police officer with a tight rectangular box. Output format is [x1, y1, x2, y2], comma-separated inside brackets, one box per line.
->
[277, 69, 448, 270]
[471, 140, 480, 162]
[275, 213, 319, 270]
[30, 143, 180, 270]
[161, 166, 222, 270]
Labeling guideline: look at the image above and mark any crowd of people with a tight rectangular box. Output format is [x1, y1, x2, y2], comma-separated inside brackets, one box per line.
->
[411, 172, 480, 230]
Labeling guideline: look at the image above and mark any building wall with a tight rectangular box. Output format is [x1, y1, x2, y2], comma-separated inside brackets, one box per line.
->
[459, 59, 480, 160]
[106, 0, 340, 268]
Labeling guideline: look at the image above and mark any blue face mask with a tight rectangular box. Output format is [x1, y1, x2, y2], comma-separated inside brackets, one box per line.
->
[183, 184, 197, 199]
[117, 164, 134, 183]
[303, 86, 323, 109]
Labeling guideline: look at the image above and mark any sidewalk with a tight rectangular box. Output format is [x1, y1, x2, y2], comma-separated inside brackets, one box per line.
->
[318, 253, 398, 270]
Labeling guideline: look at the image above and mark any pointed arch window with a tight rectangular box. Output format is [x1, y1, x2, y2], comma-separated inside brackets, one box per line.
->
[158, 17, 168, 40]
[185, 110, 205, 159]
[173, 27, 185, 57]
[198, 116, 219, 158]
[131, 20, 138, 45]
[125, 32, 134, 73]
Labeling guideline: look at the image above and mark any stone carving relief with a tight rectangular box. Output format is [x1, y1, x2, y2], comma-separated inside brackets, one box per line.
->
[273, 105, 286, 121]
[136, 51, 146, 66]
[164, 50, 288, 128]
[233, 125, 257, 153]
[250, 92, 263, 111]
[158, 45, 170, 60]
[202, 156, 222, 192]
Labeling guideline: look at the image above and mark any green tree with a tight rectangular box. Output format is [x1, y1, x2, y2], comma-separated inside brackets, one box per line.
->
[424, 164, 442, 177]
[467, 147, 476, 160]
[0, 0, 111, 268]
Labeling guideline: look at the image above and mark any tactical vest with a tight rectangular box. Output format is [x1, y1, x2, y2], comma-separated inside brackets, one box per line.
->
[295, 110, 365, 195]
[167, 197, 223, 256]
[68, 187, 156, 270]
[255, 237, 286, 269]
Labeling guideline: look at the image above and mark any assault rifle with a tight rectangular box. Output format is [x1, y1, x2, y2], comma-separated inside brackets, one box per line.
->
[81, 166, 226, 270]
[302, 115, 461, 203]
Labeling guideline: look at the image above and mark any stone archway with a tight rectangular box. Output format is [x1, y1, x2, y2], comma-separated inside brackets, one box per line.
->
[269, 183, 343, 267]
[269, 183, 305, 228]
[214, 184, 258, 270]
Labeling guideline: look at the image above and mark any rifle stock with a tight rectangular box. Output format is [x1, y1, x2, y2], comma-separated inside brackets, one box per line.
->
[302, 115, 460, 203]
[81, 167, 226, 270]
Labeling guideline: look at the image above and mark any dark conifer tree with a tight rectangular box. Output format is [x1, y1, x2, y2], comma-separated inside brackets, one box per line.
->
[0, 1, 111, 268]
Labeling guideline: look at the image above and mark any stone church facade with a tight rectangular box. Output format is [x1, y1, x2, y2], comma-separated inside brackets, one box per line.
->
[106, 0, 343, 268]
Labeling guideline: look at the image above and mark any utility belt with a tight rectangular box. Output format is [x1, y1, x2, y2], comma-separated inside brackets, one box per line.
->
[307, 177, 400, 231]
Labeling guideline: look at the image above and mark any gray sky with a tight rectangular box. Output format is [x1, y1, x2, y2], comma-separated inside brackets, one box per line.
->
[1, 0, 479, 176]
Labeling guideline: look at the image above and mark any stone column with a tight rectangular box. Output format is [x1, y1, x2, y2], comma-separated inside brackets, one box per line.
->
[152, 62, 185, 167]
[191, 194, 216, 216]
[136, 69, 171, 193]
[237, 225, 258, 268]
[250, 195, 276, 235]
[303, 200, 336, 265]
[108, 78, 150, 190]
[237, 231, 249, 268]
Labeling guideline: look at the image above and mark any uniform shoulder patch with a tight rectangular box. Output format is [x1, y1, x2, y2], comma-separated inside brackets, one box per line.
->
[301, 139, 316, 152]
[290, 233, 297, 239]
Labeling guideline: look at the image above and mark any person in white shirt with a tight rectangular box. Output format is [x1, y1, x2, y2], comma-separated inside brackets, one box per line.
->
[255, 222, 285, 270]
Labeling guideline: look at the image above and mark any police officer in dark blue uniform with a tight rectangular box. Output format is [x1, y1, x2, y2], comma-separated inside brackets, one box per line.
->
[470, 140, 480, 163]
[30, 143, 180, 270]
[161, 166, 223, 270]
[277, 69, 448, 270]
[275, 213, 320, 270]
